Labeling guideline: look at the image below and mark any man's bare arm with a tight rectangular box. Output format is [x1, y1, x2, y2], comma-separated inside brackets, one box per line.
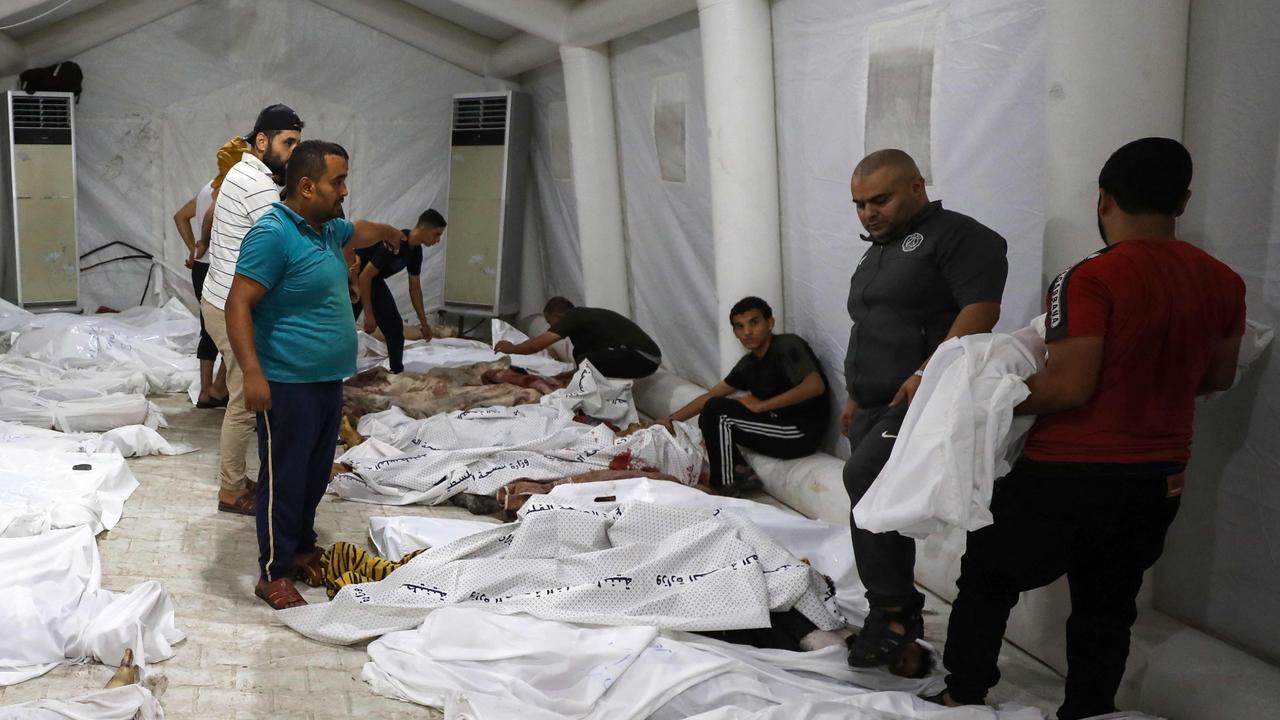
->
[1014, 336, 1105, 416]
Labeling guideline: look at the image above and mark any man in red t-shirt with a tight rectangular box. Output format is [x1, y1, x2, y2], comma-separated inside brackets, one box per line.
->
[931, 138, 1246, 719]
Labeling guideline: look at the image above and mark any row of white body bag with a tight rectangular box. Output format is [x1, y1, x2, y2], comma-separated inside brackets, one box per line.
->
[0, 301, 197, 717]
[281, 479, 1160, 720]
[333, 359, 703, 506]
[0, 298, 202, 431]
[355, 318, 575, 377]
[854, 316, 1274, 539]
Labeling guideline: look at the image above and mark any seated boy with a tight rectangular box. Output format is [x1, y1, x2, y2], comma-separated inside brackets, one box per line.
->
[660, 297, 829, 495]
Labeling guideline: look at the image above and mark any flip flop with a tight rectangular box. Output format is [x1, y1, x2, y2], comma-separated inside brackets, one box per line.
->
[196, 396, 229, 409]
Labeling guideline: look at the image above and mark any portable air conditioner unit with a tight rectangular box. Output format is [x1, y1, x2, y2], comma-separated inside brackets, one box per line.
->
[443, 91, 531, 317]
[1, 91, 79, 312]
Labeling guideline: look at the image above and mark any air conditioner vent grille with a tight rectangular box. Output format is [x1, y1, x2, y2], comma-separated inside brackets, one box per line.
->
[11, 95, 71, 131]
[453, 96, 508, 131]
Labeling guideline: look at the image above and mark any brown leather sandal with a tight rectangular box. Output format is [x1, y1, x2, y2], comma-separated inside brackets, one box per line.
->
[217, 489, 255, 516]
[255, 577, 307, 609]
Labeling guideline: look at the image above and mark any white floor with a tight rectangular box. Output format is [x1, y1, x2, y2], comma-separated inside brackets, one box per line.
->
[0, 394, 1070, 719]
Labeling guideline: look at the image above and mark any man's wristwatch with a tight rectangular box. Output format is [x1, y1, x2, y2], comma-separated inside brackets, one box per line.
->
[913, 369, 925, 378]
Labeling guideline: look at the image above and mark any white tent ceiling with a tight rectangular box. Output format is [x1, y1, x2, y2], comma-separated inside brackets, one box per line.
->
[0, 0, 696, 77]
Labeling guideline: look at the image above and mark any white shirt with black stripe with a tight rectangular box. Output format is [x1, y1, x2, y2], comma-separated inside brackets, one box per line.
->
[203, 153, 281, 310]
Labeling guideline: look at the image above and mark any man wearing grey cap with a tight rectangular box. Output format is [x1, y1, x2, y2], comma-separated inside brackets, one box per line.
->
[201, 103, 303, 516]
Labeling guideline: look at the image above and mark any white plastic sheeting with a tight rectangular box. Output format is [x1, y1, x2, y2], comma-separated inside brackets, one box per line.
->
[359, 607, 965, 720]
[368, 516, 502, 559]
[489, 319, 578, 375]
[1158, 0, 1280, 665]
[772, 0, 1048, 451]
[0, 421, 192, 458]
[0, 526, 183, 686]
[854, 327, 1045, 539]
[55, 0, 479, 317]
[521, 60, 584, 302]
[0, 685, 163, 720]
[545, 478, 866, 618]
[370, 478, 866, 618]
[0, 449, 137, 538]
[281, 497, 843, 644]
[356, 333, 574, 377]
[1, 298, 198, 394]
[334, 405, 702, 506]
[611, 13, 719, 386]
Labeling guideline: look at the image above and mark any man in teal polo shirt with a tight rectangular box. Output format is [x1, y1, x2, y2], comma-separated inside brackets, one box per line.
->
[226, 140, 404, 609]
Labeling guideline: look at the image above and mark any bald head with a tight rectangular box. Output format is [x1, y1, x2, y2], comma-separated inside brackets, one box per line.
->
[853, 148, 922, 182]
[850, 149, 928, 240]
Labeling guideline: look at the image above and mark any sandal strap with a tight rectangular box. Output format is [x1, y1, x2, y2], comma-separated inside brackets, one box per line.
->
[257, 579, 305, 609]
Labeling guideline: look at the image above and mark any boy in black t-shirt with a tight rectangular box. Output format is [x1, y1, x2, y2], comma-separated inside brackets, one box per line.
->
[659, 297, 829, 496]
[352, 209, 446, 373]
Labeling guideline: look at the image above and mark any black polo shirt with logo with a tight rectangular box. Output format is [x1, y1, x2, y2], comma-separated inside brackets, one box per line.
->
[844, 201, 1008, 408]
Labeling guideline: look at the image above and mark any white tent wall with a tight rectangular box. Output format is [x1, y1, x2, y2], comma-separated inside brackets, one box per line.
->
[520, 60, 584, 306]
[28, 0, 482, 316]
[611, 12, 720, 388]
[772, 0, 1048, 453]
[1157, 0, 1280, 665]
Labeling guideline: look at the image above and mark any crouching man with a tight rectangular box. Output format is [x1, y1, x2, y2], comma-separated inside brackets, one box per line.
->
[659, 297, 829, 496]
[495, 297, 663, 379]
[226, 140, 405, 609]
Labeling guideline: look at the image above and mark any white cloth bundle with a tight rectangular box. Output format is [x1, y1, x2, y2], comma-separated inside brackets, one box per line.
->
[281, 498, 843, 644]
[335, 364, 703, 506]
[0, 449, 139, 538]
[0, 527, 184, 686]
[360, 606, 1045, 720]
[0, 685, 163, 720]
[854, 326, 1045, 539]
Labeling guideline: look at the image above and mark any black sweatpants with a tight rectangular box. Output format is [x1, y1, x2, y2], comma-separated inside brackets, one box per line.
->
[943, 461, 1181, 719]
[699, 396, 822, 492]
[842, 401, 922, 609]
[581, 348, 659, 379]
[254, 380, 343, 581]
[353, 277, 405, 373]
[190, 261, 219, 362]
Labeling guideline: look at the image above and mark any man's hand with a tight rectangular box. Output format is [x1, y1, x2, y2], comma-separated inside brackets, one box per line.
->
[656, 416, 675, 432]
[494, 340, 516, 354]
[185, 251, 194, 269]
[383, 233, 402, 253]
[194, 239, 208, 262]
[890, 373, 922, 407]
[738, 394, 767, 414]
[362, 315, 377, 334]
[244, 371, 271, 412]
[840, 398, 857, 436]
[420, 323, 433, 342]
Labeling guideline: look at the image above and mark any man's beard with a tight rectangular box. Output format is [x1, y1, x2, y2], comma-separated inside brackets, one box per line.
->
[263, 148, 286, 177]
[1096, 198, 1109, 246]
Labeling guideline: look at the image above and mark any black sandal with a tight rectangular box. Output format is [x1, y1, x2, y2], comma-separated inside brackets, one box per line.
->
[847, 603, 925, 668]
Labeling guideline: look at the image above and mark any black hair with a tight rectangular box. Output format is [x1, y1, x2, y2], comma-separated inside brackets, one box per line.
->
[543, 296, 574, 316]
[729, 296, 772, 322]
[283, 140, 348, 199]
[417, 208, 446, 228]
[1098, 137, 1192, 216]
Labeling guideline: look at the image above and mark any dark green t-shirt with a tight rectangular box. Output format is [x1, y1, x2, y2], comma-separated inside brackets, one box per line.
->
[549, 307, 661, 362]
[724, 333, 829, 426]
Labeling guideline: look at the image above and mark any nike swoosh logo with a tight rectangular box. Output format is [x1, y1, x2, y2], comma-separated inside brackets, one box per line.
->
[881, 431, 898, 439]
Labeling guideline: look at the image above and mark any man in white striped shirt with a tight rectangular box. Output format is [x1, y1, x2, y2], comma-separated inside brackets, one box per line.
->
[201, 104, 304, 516]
